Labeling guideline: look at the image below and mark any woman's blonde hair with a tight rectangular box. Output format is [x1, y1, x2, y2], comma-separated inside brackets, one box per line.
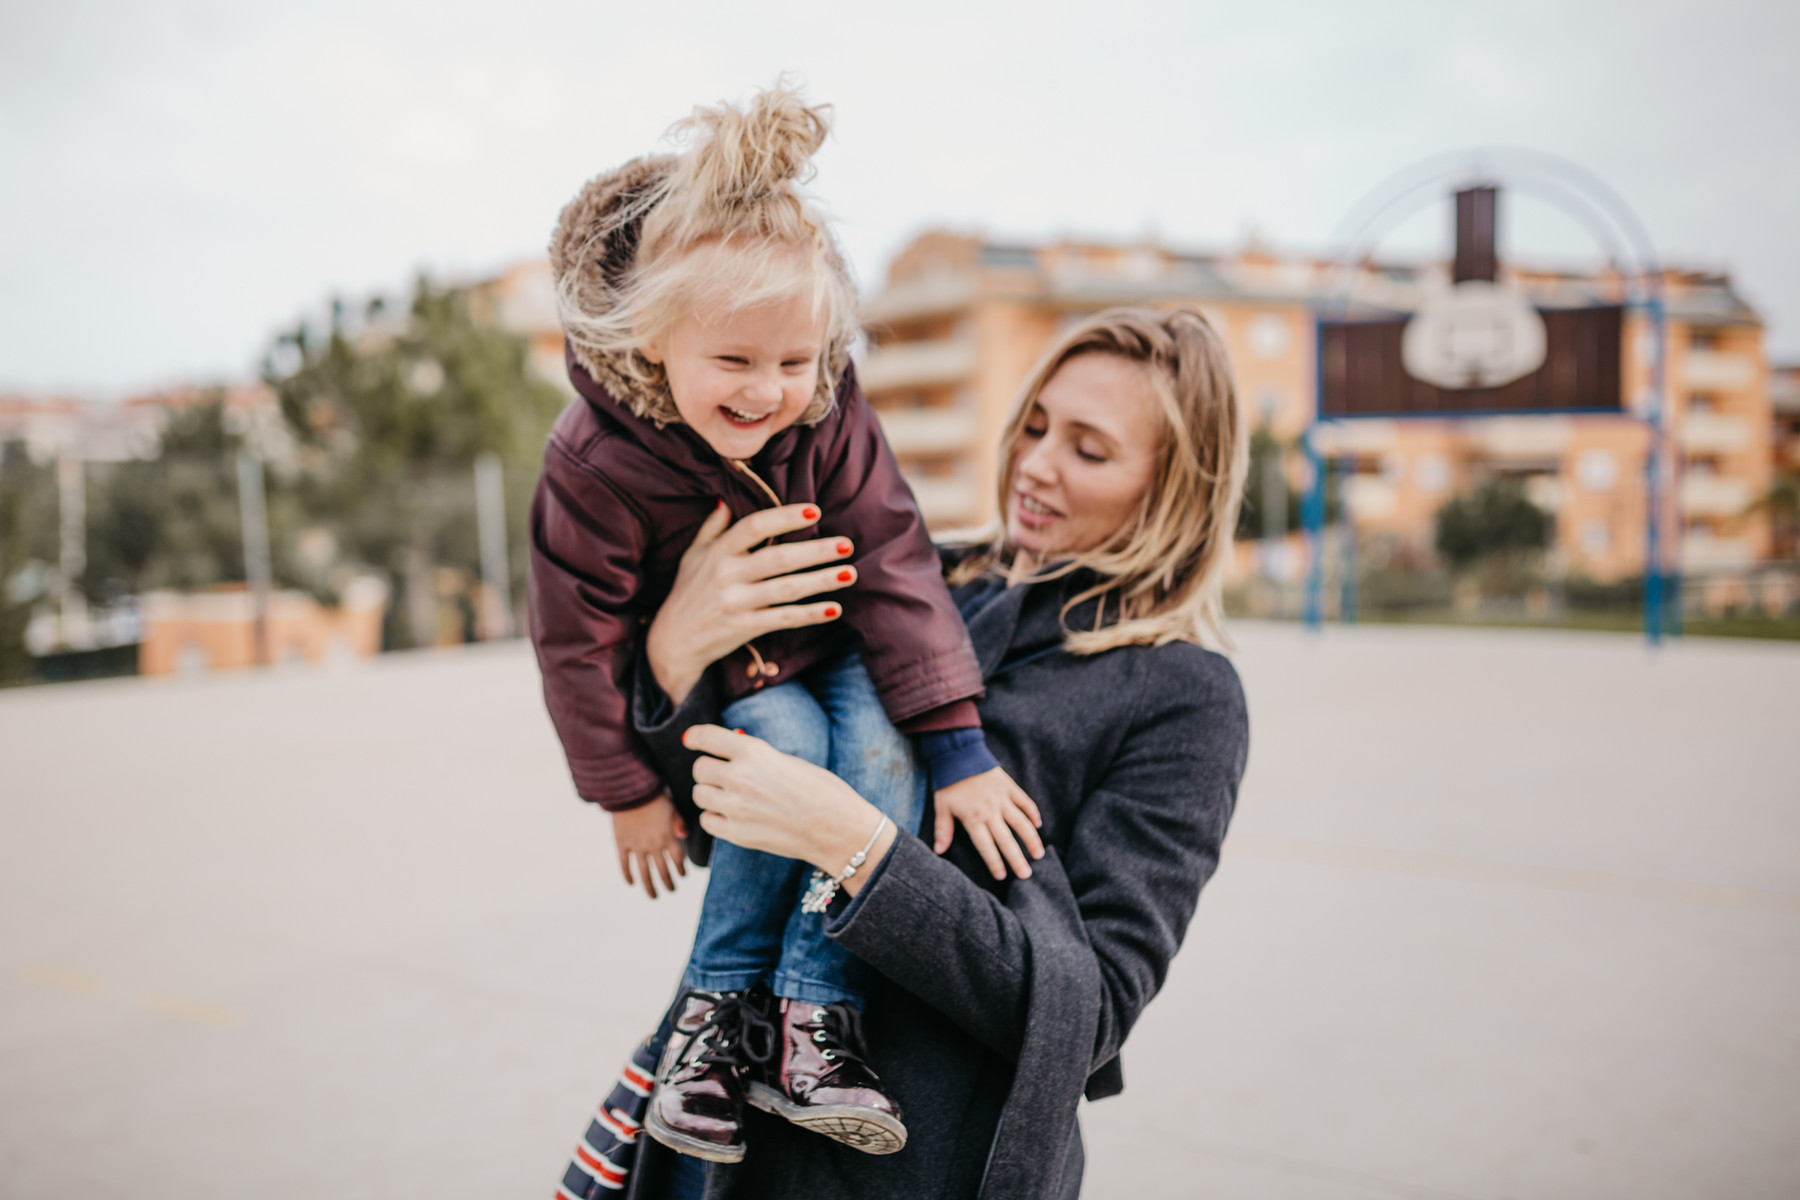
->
[951, 306, 1248, 653]
[554, 79, 857, 425]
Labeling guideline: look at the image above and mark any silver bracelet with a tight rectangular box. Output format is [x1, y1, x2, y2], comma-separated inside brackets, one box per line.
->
[801, 815, 890, 915]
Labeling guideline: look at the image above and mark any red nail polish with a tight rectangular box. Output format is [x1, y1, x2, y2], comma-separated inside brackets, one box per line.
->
[837, 569, 853, 582]
[823, 605, 840, 619]
[836, 541, 852, 556]
[735, 728, 746, 735]
[802, 506, 820, 521]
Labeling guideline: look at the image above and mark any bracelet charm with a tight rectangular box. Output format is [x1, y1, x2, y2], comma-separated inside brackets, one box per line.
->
[801, 815, 890, 914]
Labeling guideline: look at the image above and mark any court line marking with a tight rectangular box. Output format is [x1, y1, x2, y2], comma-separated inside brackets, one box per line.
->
[1229, 835, 1800, 915]
[19, 965, 240, 1026]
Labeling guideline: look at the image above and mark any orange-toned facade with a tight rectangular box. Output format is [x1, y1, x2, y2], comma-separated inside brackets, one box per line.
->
[858, 232, 1776, 582]
[137, 582, 386, 676]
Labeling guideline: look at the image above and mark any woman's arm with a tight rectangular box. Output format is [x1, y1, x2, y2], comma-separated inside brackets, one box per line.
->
[680, 649, 1248, 1070]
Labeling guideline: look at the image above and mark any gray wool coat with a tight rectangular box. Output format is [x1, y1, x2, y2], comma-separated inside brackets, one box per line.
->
[626, 557, 1249, 1200]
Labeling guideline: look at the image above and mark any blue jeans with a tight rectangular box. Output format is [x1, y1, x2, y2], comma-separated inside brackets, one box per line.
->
[680, 650, 926, 1006]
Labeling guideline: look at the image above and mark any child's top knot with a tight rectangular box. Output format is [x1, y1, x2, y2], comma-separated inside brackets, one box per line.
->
[649, 79, 833, 253]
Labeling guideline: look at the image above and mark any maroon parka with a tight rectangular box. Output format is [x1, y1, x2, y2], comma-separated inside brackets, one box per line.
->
[528, 351, 985, 811]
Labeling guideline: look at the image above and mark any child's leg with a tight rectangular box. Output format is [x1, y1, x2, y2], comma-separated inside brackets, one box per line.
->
[678, 680, 831, 996]
[770, 649, 928, 1007]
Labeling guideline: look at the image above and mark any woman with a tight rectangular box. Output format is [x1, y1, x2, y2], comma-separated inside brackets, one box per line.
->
[627, 306, 1249, 1199]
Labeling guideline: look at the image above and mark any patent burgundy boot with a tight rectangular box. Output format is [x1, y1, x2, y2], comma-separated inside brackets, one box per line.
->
[644, 987, 777, 1163]
[747, 998, 907, 1154]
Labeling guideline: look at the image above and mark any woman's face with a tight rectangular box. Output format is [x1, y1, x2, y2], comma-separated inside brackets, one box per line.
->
[1006, 352, 1163, 562]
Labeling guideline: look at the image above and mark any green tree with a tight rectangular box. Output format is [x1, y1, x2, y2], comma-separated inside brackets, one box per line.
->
[82, 398, 263, 597]
[0, 480, 33, 683]
[0, 442, 58, 682]
[264, 277, 564, 649]
[1744, 471, 1799, 560]
[1235, 424, 1300, 542]
[1434, 478, 1552, 570]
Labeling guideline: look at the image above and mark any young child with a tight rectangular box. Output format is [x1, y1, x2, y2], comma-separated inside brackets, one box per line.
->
[530, 82, 1041, 1174]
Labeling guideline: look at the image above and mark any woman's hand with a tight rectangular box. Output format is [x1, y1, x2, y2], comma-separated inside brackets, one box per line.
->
[682, 724, 897, 898]
[610, 793, 688, 899]
[933, 768, 1045, 881]
[646, 501, 858, 706]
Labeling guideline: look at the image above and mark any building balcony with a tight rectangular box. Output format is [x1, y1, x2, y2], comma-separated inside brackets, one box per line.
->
[877, 407, 978, 457]
[858, 338, 978, 394]
[1680, 533, 1757, 572]
[862, 273, 978, 325]
[1676, 412, 1753, 455]
[1679, 474, 1753, 517]
[1311, 420, 1396, 455]
[903, 472, 982, 526]
[1342, 475, 1398, 520]
[1524, 476, 1567, 512]
[1682, 349, 1755, 392]
[1464, 417, 1574, 460]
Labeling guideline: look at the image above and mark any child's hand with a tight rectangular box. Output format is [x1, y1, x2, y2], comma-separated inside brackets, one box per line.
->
[932, 768, 1045, 881]
[612, 793, 689, 899]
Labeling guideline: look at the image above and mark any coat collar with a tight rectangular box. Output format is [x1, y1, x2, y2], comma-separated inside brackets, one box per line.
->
[959, 564, 1113, 680]
[567, 346, 810, 481]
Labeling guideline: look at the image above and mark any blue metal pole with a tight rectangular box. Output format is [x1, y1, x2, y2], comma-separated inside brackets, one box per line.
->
[1303, 428, 1326, 630]
[1340, 472, 1358, 625]
[1643, 295, 1667, 648]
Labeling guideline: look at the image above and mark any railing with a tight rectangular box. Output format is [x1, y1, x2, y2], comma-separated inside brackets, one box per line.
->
[858, 339, 978, 393]
[876, 407, 978, 457]
[1679, 474, 1752, 517]
[1675, 412, 1752, 454]
[1682, 350, 1755, 392]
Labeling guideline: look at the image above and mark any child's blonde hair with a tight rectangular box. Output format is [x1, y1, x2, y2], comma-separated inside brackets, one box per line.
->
[950, 306, 1248, 653]
[551, 79, 857, 426]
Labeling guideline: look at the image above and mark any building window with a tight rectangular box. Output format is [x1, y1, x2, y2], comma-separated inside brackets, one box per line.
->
[1690, 329, 1720, 352]
[1575, 449, 1618, 492]
[1416, 454, 1451, 494]
[1249, 313, 1289, 359]
[1581, 521, 1611, 556]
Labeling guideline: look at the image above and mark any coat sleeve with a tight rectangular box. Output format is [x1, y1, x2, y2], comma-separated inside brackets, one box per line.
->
[528, 430, 665, 811]
[813, 365, 985, 724]
[826, 649, 1247, 1069]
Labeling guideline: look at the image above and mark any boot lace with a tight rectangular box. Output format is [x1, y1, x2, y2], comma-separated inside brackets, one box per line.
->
[683, 990, 779, 1075]
[804, 1002, 875, 1075]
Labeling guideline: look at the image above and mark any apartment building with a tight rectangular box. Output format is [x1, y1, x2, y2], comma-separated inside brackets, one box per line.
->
[857, 231, 1775, 581]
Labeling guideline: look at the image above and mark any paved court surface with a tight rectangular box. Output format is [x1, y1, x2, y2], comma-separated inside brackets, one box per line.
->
[2, 624, 1797, 1199]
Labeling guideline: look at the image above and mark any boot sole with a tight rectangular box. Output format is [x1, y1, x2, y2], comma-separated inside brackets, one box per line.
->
[643, 1103, 747, 1164]
[746, 1081, 908, 1155]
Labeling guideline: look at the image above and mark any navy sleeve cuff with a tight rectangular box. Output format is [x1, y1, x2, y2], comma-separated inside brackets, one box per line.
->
[917, 727, 1001, 793]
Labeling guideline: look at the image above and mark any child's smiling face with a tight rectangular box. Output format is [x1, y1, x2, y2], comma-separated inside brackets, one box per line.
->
[643, 292, 825, 461]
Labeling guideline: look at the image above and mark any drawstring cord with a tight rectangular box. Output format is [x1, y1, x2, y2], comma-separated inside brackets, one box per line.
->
[727, 458, 796, 683]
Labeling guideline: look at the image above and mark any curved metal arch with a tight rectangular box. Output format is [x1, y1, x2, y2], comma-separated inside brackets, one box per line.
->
[1317, 146, 1664, 318]
[1302, 147, 1674, 646]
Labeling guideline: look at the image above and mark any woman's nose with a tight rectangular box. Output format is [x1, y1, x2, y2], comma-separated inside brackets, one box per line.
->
[1016, 440, 1057, 485]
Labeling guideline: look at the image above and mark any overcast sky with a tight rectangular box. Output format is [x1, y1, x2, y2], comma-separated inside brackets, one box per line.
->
[2, 0, 1796, 395]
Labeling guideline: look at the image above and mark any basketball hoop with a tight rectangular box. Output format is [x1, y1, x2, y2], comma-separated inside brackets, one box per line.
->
[1401, 281, 1547, 390]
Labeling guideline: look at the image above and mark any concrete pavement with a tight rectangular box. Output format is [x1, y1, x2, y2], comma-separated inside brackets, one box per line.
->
[2, 625, 1797, 1198]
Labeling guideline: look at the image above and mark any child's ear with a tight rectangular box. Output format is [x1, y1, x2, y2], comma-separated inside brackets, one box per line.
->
[640, 342, 665, 365]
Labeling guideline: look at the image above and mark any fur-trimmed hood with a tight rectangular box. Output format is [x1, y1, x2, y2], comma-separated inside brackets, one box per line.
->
[548, 154, 679, 422]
